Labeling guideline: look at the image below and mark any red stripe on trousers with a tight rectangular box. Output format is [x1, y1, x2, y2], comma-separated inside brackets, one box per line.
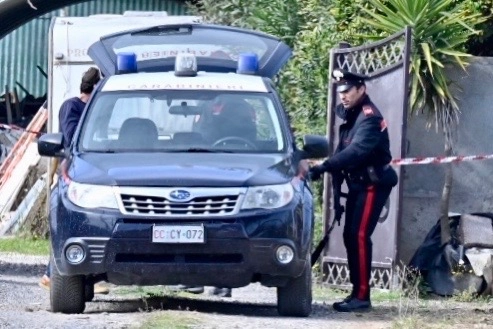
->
[357, 185, 375, 300]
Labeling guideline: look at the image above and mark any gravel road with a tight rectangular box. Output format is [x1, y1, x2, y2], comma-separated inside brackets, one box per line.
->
[1, 252, 492, 329]
[0, 252, 387, 329]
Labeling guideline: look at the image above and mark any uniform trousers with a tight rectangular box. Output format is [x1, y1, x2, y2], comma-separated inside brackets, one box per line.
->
[343, 183, 393, 301]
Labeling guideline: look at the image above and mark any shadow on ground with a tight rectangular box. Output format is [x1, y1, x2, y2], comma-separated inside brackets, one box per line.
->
[86, 295, 323, 317]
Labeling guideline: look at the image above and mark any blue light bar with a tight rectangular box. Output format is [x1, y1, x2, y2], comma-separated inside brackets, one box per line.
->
[237, 53, 258, 75]
[116, 52, 137, 74]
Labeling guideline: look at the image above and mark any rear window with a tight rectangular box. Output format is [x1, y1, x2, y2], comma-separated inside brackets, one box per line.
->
[79, 90, 286, 153]
[114, 26, 269, 62]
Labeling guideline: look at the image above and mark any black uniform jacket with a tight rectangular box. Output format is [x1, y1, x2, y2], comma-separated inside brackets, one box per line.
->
[321, 94, 393, 180]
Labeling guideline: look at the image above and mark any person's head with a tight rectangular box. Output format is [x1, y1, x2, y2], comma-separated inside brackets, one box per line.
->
[333, 69, 368, 109]
[80, 67, 101, 94]
[209, 97, 256, 141]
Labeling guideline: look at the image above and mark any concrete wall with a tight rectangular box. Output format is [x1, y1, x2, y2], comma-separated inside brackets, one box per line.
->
[399, 56, 493, 263]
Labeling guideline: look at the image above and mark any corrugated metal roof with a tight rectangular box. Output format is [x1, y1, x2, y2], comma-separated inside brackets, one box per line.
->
[0, 0, 187, 100]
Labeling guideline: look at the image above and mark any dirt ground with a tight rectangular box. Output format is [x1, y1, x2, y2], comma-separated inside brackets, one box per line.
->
[0, 252, 492, 329]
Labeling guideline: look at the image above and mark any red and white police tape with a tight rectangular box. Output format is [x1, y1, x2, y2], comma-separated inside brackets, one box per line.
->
[0, 123, 42, 136]
[390, 154, 493, 166]
[1, 121, 491, 167]
[309, 154, 493, 167]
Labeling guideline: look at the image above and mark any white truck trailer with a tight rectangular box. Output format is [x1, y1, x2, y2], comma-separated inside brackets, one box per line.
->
[47, 11, 200, 133]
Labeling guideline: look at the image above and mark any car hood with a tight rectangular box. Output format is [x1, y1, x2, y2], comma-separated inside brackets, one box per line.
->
[69, 152, 294, 187]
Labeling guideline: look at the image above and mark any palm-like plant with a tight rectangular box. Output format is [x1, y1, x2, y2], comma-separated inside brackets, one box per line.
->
[360, 0, 485, 245]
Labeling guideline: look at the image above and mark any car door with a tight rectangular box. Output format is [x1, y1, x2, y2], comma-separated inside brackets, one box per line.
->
[87, 23, 292, 78]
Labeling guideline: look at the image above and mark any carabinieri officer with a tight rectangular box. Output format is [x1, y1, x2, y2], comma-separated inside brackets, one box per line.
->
[310, 68, 398, 312]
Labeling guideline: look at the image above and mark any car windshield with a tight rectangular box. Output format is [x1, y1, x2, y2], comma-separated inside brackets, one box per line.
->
[79, 90, 286, 153]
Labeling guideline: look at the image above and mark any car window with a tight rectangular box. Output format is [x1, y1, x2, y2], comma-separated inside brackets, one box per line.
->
[79, 90, 285, 153]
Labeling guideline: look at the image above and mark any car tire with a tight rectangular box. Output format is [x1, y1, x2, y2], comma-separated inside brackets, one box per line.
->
[276, 260, 312, 317]
[50, 257, 86, 314]
[84, 282, 95, 302]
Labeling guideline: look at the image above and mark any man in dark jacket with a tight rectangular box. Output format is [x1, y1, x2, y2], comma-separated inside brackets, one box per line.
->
[39, 67, 108, 294]
[58, 67, 101, 148]
[310, 69, 398, 312]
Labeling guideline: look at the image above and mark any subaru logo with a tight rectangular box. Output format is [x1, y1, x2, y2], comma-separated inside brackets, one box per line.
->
[169, 189, 191, 202]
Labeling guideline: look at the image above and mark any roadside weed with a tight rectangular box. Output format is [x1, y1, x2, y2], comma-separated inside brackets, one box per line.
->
[0, 236, 49, 255]
[138, 312, 200, 329]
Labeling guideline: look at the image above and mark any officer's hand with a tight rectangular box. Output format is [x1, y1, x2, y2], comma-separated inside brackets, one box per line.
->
[309, 165, 324, 181]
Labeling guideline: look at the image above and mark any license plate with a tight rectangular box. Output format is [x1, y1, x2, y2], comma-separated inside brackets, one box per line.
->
[152, 225, 205, 243]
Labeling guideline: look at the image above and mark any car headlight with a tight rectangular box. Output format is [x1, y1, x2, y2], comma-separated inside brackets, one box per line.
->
[241, 183, 294, 210]
[67, 181, 119, 209]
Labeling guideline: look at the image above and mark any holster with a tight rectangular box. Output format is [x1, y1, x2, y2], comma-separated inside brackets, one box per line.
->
[346, 164, 398, 187]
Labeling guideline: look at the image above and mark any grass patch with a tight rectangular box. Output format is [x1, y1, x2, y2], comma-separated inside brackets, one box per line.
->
[114, 285, 205, 300]
[114, 285, 167, 298]
[372, 290, 403, 302]
[139, 312, 200, 329]
[392, 315, 435, 329]
[313, 284, 405, 302]
[312, 285, 347, 301]
[0, 236, 49, 255]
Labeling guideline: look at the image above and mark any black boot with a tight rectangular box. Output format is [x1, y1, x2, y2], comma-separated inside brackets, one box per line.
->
[333, 297, 371, 312]
[332, 294, 353, 309]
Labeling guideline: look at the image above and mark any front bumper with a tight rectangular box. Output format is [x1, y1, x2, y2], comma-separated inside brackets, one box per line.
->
[57, 234, 305, 287]
[51, 196, 311, 288]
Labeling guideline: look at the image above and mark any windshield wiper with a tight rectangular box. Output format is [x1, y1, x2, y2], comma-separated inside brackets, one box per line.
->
[87, 149, 116, 153]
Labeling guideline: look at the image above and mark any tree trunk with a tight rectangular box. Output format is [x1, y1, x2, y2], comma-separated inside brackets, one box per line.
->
[439, 138, 453, 246]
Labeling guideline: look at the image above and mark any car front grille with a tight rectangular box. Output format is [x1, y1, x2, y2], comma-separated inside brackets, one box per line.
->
[121, 194, 239, 215]
[117, 186, 245, 217]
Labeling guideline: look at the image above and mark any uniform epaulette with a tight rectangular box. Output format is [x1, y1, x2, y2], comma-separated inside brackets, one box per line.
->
[362, 105, 374, 116]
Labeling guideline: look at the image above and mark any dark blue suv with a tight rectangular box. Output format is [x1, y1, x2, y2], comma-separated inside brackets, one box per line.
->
[38, 23, 329, 317]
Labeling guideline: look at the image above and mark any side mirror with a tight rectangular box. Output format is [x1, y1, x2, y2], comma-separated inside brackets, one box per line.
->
[301, 134, 329, 159]
[38, 133, 64, 157]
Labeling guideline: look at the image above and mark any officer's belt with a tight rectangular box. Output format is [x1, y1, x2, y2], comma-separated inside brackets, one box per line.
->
[345, 164, 390, 184]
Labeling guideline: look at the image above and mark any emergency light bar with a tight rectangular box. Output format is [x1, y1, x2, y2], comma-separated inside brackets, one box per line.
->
[175, 53, 198, 77]
[116, 52, 138, 74]
[237, 53, 258, 75]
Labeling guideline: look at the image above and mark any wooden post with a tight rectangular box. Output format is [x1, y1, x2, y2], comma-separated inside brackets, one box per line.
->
[4, 85, 12, 124]
[12, 87, 21, 120]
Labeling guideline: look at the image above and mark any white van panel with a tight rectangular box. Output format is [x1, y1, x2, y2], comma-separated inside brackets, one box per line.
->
[48, 14, 201, 133]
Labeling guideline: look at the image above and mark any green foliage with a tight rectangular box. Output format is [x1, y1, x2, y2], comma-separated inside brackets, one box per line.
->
[279, 0, 336, 136]
[0, 237, 49, 255]
[360, 0, 485, 129]
[460, 0, 493, 55]
[187, 0, 302, 47]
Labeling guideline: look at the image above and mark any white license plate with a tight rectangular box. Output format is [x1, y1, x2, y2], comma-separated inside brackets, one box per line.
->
[152, 225, 205, 243]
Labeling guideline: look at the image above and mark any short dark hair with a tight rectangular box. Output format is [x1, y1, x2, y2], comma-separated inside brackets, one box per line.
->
[80, 67, 101, 94]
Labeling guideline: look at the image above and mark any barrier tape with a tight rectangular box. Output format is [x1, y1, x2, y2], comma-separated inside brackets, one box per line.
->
[0, 123, 43, 136]
[2, 120, 490, 167]
[390, 154, 493, 166]
[310, 154, 493, 167]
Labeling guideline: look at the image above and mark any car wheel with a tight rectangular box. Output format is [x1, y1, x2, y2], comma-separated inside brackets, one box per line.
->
[50, 257, 86, 314]
[84, 281, 95, 302]
[276, 260, 312, 317]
